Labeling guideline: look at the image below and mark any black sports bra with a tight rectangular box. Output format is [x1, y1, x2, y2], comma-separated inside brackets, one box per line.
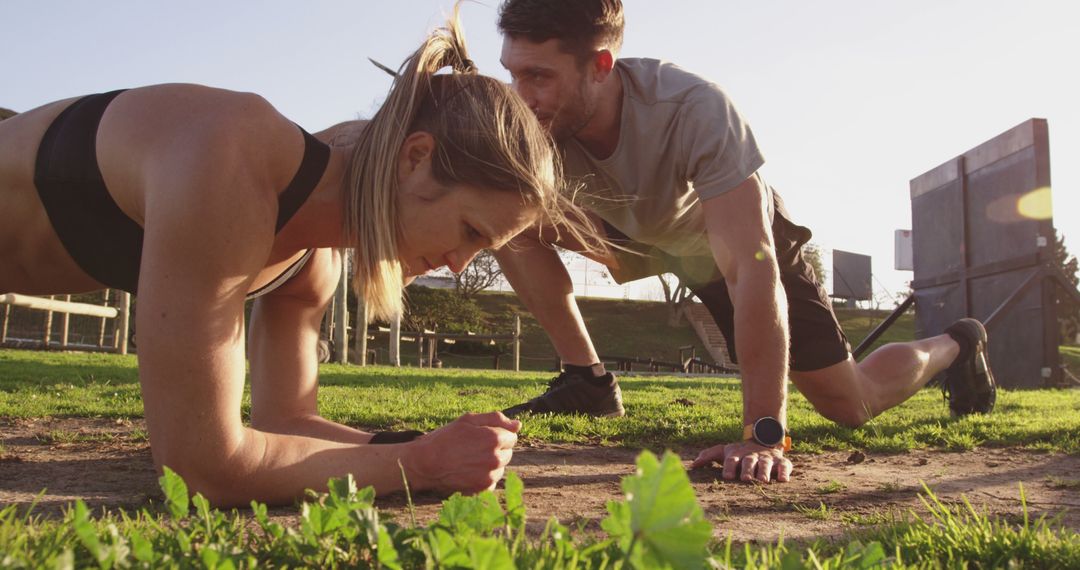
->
[33, 89, 331, 295]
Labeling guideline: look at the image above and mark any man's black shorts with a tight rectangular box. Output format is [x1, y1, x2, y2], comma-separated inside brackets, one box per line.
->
[600, 190, 851, 372]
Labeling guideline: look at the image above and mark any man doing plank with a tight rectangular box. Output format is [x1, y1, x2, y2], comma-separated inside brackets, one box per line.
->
[493, 0, 996, 483]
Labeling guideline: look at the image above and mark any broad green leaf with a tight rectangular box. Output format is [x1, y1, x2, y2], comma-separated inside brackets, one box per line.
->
[200, 545, 221, 569]
[159, 466, 189, 520]
[327, 474, 357, 499]
[426, 527, 469, 567]
[438, 491, 505, 534]
[503, 471, 525, 530]
[128, 529, 155, 563]
[618, 450, 712, 569]
[466, 536, 515, 570]
[375, 523, 403, 570]
[600, 500, 633, 549]
[851, 541, 888, 568]
[251, 500, 285, 541]
[71, 501, 102, 561]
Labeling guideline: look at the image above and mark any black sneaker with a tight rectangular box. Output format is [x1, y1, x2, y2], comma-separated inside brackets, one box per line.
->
[942, 318, 997, 415]
[502, 371, 625, 418]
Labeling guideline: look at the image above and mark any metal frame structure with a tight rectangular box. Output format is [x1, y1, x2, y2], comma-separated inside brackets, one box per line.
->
[857, 119, 1080, 388]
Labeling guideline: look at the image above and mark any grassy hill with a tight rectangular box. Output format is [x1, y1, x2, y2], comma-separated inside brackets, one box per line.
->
[386, 292, 916, 372]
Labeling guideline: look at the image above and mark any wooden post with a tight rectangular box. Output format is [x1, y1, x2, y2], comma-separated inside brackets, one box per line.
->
[60, 294, 72, 349]
[324, 296, 336, 343]
[389, 313, 401, 366]
[417, 332, 425, 367]
[43, 295, 54, 348]
[513, 315, 521, 372]
[354, 300, 369, 366]
[427, 337, 437, 367]
[97, 289, 110, 348]
[1, 304, 9, 344]
[334, 265, 348, 364]
[118, 292, 131, 355]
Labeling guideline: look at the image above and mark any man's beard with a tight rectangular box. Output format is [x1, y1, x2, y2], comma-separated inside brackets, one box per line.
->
[549, 82, 597, 143]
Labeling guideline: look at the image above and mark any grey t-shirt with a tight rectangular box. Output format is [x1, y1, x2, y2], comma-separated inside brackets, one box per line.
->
[562, 58, 765, 259]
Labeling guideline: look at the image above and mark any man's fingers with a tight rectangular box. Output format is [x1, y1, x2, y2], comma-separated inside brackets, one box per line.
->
[740, 455, 759, 482]
[776, 457, 794, 482]
[756, 456, 775, 483]
[722, 454, 741, 480]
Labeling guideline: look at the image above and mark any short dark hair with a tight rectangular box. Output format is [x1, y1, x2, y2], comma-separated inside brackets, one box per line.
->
[498, 0, 624, 62]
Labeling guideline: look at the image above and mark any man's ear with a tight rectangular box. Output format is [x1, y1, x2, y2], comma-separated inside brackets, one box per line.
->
[397, 131, 436, 182]
[592, 49, 616, 82]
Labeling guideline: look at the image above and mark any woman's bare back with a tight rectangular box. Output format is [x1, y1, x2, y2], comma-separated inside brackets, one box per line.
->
[0, 85, 316, 296]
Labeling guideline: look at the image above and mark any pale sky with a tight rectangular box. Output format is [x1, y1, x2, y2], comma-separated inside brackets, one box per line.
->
[4, 1, 1078, 305]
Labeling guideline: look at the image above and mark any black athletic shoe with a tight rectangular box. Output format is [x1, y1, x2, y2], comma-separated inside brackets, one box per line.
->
[502, 371, 625, 418]
[942, 318, 997, 415]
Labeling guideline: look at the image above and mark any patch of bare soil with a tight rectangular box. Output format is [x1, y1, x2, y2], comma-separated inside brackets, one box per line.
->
[2, 417, 1077, 543]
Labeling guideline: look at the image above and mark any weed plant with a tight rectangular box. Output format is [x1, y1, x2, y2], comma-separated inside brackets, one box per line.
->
[1, 451, 1077, 569]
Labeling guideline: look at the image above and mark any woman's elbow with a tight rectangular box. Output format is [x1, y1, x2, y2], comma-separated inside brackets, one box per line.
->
[151, 435, 266, 508]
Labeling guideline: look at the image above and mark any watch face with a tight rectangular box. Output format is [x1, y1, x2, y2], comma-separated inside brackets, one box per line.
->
[753, 417, 785, 446]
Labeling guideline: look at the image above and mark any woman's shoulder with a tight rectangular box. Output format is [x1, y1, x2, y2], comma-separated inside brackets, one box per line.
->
[103, 84, 307, 188]
[120, 83, 295, 141]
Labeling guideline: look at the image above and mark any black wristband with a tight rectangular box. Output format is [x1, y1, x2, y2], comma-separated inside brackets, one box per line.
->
[369, 430, 424, 444]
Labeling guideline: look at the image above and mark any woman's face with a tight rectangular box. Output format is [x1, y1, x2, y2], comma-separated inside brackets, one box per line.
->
[395, 133, 541, 277]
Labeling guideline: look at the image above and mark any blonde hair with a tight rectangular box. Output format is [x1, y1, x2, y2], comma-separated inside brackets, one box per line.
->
[345, 6, 607, 322]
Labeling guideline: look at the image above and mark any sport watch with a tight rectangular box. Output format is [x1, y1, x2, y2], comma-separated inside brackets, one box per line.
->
[743, 417, 791, 451]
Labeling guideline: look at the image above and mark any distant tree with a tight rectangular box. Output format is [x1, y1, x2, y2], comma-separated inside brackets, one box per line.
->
[1054, 230, 1080, 342]
[404, 286, 483, 333]
[802, 242, 827, 282]
[0, 107, 16, 121]
[454, 249, 503, 299]
[657, 273, 694, 326]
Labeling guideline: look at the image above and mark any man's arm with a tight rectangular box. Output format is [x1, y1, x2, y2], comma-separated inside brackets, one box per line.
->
[689, 174, 793, 483]
[493, 222, 610, 367]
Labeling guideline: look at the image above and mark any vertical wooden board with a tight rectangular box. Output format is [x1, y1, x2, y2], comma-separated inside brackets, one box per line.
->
[965, 146, 1047, 268]
[832, 250, 873, 300]
[911, 179, 963, 283]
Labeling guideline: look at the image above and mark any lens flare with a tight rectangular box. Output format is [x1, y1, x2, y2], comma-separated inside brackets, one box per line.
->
[1017, 186, 1053, 220]
[986, 186, 1053, 223]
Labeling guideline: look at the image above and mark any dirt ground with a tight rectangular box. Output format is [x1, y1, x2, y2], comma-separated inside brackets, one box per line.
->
[2, 417, 1077, 543]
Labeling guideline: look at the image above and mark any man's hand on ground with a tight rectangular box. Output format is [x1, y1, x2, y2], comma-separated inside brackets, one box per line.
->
[691, 441, 793, 483]
[403, 412, 520, 494]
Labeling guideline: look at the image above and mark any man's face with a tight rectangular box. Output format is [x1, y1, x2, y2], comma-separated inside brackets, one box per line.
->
[500, 37, 598, 142]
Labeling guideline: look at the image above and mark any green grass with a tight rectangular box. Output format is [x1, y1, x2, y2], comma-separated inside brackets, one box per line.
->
[816, 480, 847, 495]
[3, 348, 1079, 454]
[1045, 476, 1080, 490]
[2, 348, 1079, 567]
[1, 454, 1076, 569]
[794, 501, 834, 521]
[1060, 345, 1080, 373]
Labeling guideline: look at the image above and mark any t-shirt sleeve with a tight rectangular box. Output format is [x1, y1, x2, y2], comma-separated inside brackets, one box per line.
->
[679, 84, 765, 200]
